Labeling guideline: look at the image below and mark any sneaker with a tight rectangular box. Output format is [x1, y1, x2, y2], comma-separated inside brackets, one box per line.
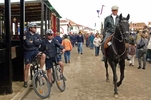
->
[23, 82, 28, 88]
[129, 63, 132, 66]
[126, 56, 130, 61]
[142, 67, 145, 70]
[68, 60, 70, 63]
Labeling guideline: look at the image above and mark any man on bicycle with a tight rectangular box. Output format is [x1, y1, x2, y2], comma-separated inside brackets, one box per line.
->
[40, 29, 66, 83]
[23, 22, 46, 88]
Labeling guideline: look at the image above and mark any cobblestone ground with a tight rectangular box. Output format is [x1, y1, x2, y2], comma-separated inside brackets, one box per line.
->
[22, 46, 151, 100]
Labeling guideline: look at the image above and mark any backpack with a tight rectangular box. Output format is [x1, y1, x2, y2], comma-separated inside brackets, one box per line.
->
[129, 45, 136, 55]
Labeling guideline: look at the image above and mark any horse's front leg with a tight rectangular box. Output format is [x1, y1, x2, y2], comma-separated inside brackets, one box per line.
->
[104, 60, 109, 82]
[117, 59, 125, 87]
[109, 61, 118, 97]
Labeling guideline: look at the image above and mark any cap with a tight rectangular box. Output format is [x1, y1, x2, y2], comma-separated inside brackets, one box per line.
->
[46, 29, 54, 34]
[111, 5, 119, 10]
[27, 22, 37, 28]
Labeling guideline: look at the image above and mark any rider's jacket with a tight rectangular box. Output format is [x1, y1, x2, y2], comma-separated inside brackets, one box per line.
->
[40, 38, 64, 58]
[103, 14, 119, 35]
[23, 31, 42, 51]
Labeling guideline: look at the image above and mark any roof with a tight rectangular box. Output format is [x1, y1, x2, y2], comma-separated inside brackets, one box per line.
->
[60, 20, 72, 26]
[0, 0, 62, 22]
[148, 22, 151, 25]
[77, 24, 84, 27]
[60, 20, 67, 23]
[130, 22, 146, 28]
[84, 27, 93, 30]
[68, 19, 77, 25]
[129, 22, 147, 31]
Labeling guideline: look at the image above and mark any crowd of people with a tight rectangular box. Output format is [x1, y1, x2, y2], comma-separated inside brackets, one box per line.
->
[23, 10, 151, 88]
[128, 29, 151, 69]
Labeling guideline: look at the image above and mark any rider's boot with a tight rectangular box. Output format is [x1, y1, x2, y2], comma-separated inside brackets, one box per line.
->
[101, 52, 106, 61]
[101, 56, 106, 61]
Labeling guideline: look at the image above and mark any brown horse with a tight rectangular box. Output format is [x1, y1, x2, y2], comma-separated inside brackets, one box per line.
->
[104, 13, 130, 97]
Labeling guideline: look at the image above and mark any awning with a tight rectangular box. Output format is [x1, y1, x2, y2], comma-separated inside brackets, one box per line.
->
[0, 0, 62, 22]
[44, 0, 62, 18]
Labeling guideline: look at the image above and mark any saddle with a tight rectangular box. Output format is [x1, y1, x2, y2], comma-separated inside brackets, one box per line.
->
[104, 36, 113, 49]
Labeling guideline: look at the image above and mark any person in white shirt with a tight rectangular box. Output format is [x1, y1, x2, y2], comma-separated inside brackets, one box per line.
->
[93, 33, 102, 56]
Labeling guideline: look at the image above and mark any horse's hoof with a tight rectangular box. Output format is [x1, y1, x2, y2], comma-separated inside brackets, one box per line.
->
[117, 82, 121, 87]
[114, 94, 118, 98]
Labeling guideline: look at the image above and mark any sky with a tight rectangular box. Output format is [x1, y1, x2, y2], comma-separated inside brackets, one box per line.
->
[1, 0, 150, 29]
[50, 0, 151, 29]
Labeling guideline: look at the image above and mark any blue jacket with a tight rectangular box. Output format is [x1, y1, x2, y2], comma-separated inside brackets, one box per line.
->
[55, 36, 63, 53]
[76, 35, 84, 43]
[70, 35, 77, 42]
[55, 36, 62, 44]
[40, 38, 64, 58]
[23, 31, 42, 51]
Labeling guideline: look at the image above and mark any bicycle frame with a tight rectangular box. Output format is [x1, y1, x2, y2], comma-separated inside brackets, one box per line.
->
[52, 59, 59, 83]
[30, 56, 40, 80]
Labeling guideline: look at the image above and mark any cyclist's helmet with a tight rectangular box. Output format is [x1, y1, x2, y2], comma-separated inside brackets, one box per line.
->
[27, 22, 37, 28]
[46, 29, 54, 35]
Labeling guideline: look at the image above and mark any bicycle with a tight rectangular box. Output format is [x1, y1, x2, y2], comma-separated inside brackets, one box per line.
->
[30, 53, 51, 99]
[49, 52, 66, 92]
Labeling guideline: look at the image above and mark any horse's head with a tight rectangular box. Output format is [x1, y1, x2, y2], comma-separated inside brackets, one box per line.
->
[118, 13, 130, 43]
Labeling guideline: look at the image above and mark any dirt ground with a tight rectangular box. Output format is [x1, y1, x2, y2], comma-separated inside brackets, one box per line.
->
[22, 46, 151, 100]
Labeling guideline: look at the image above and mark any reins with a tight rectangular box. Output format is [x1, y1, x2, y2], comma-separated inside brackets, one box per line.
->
[111, 27, 126, 59]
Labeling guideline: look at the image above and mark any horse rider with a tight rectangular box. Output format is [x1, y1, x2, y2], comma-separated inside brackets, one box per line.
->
[101, 5, 119, 61]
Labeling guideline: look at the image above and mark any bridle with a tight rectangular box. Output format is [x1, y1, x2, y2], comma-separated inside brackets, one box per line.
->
[111, 19, 129, 60]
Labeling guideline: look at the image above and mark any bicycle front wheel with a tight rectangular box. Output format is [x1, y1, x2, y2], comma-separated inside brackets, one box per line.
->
[32, 71, 51, 99]
[54, 66, 66, 92]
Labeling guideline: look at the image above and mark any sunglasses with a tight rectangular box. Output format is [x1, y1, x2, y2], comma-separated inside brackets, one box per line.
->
[112, 10, 118, 11]
[47, 34, 53, 36]
[31, 27, 37, 29]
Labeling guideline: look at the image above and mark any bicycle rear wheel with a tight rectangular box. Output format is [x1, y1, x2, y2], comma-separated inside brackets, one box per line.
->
[54, 65, 66, 92]
[32, 71, 51, 99]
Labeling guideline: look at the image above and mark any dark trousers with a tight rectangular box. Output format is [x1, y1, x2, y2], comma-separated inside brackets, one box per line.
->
[64, 50, 70, 63]
[138, 49, 147, 68]
[86, 40, 89, 47]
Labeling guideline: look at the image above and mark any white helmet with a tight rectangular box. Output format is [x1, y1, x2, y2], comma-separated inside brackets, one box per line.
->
[27, 22, 37, 28]
[46, 29, 54, 34]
